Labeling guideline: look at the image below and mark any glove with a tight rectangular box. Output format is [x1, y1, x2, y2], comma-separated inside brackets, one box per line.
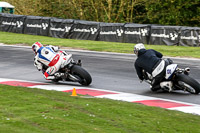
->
[34, 60, 43, 71]
[62, 51, 68, 56]
[52, 46, 59, 52]
[46, 45, 59, 52]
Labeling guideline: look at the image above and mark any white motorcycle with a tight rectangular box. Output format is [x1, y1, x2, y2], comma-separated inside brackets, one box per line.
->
[43, 53, 92, 86]
[142, 59, 200, 94]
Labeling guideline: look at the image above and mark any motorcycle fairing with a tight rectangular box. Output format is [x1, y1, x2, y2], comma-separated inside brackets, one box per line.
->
[152, 60, 165, 77]
[165, 64, 178, 80]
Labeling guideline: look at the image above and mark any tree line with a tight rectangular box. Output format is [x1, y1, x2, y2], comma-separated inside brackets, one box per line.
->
[4, 0, 200, 27]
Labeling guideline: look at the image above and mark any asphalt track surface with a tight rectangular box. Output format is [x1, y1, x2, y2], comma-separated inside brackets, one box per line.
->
[1, 44, 200, 104]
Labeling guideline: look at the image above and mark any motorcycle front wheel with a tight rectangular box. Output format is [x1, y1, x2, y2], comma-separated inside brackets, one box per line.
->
[175, 74, 200, 94]
[70, 65, 92, 86]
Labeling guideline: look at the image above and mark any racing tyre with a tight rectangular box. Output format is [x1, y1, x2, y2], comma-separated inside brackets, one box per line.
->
[71, 65, 92, 86]
[176, 74, 200, 94]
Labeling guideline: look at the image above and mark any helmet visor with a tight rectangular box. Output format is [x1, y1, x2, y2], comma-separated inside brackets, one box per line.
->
[134, 48, 137, 54]
[32, 45, 37, 54]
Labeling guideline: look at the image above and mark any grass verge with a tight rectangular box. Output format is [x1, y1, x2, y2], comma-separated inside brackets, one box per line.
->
[0, 84, 200, 133]
[0, 31, 200, 58]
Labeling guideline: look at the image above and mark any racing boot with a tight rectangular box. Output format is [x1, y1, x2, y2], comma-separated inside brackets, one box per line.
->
[150, 79, 161, 92]
[150, 84, 161, 92]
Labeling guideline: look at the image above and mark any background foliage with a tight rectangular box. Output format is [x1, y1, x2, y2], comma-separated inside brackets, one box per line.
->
[2, 0, 200, 27]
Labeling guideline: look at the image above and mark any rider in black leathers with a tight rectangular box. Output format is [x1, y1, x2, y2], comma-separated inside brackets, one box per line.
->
[134, 43, 167, 91]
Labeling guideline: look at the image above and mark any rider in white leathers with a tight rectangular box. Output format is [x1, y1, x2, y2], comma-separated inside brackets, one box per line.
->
[32, 42, 72, 80]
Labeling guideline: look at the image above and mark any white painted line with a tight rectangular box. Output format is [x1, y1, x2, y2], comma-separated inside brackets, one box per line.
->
[169, 106, 200, 115]
[96, 93, 159, 102]
[0, 78, 12, 82]
[29, 84, 89, 91]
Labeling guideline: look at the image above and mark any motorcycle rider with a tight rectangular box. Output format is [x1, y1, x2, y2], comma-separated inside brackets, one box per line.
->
[134, 43, 168, 91]
[32, 42, 72, 80]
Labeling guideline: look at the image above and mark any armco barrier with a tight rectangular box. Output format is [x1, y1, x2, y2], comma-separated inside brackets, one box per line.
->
[150, 25, 181, 46]
[24, 15, 51, 36]
[69, 20, 100, 41]
[179, 26, 200, 47]
[49, 17, 74, 38]
[124, 23, 150, 44]
[0, 13, 200, 46]
[99, 22, 125, 42]
[0, 13, 25, 33]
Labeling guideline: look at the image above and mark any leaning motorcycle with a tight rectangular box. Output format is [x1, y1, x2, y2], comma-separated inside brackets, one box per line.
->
[49, 53, 92, 86]
[142, 59, 200, 94]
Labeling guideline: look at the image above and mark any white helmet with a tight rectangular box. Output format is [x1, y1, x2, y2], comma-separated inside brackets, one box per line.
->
[32, 42, 43, 54]
[134, 43, 145, 55]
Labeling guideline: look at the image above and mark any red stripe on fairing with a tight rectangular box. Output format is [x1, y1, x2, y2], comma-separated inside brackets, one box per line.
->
[0, 81, 47, 87]
[48, 54, 60, 66]
[63, 89, 118, 96]
[133, 100, 191, 108]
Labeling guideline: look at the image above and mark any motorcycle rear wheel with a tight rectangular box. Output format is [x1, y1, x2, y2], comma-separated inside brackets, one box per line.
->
[175, 74, 200, 94]
[71, 65, 92, 86]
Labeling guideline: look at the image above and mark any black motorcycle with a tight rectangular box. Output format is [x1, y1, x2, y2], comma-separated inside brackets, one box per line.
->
[142, 59, 200, 94]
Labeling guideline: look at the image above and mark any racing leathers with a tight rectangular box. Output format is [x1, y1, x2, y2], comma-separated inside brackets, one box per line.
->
[34, 45, 71, 80]
[134, 49, 166, 90]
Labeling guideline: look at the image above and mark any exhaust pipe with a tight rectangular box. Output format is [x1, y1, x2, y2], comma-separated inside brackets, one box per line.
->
[184, 67, 190, 75]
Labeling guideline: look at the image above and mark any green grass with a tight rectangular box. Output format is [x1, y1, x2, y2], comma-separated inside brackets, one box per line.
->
[1, 31, 200, 58]
[0, 84, 200, 133]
